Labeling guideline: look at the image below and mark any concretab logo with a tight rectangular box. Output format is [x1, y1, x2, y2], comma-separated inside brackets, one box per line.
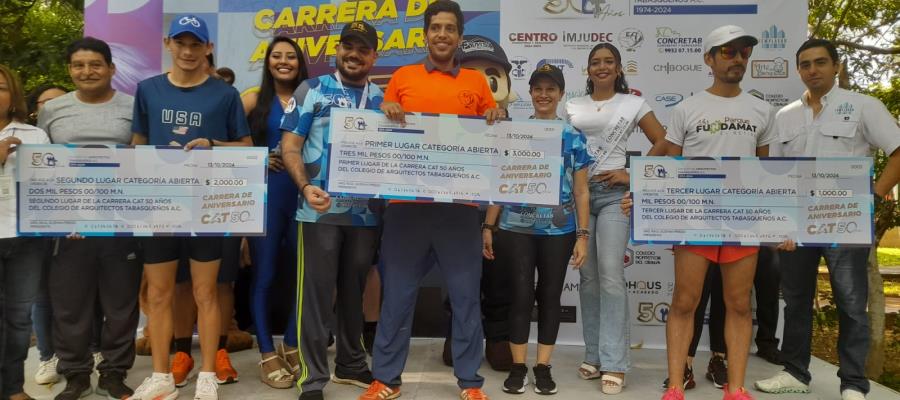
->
[761, 25, 787, 49]
[618, 28, 644, 52]
[536, 58, 575, 72]
[511, 57, 529, 79]
[653, 62, 703, 74]
[541, 0, 626, 20]
[654, 93, 684, 107]
[655, 26, 703, 54]
[751, 58, 788, 78]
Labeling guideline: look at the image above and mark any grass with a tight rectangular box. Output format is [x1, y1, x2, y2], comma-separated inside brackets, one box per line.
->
[819, 247, 900, 267]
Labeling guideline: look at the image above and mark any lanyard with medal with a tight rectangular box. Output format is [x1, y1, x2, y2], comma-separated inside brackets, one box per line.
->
[334, 70, 368, 110]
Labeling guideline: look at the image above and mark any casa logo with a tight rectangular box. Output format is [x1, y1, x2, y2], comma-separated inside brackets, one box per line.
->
[761, 25, 787, 49]
[654, 92, 684, 108]
[510, 57, 529, 79]
[342, 116, 368, 131]
[653, 62, 703, 74]
[627, 280, 663, 295]
[536, 58, 574, 72]
[655, 26, 703, 54]
[751, 58, 788, 78]
[507, 32, 558, 48]
[561, 31, 614, 51]
[836, 102, 855, 117]
[748, 89, 790, 107]
[618, 28, 644, 52]
[636, 302, 669, 325]
[31, 152, 58, 167]
[461, 37, 494, 54]
[643, 164, 668, 178]
[623, 60, 639, 75]
[541, 0, 626, 20]
[623, 247, 634, 267]
[807, 221, 860, 235]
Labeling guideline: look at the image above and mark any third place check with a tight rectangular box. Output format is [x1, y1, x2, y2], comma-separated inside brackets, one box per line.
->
[327, 109, 563, 206]
[631, 157, 873, 246]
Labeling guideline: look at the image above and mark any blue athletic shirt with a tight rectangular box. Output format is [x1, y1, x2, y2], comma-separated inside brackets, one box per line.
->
[280, 74, 384, 226]
[131, 74, 249, 145]
[499, 120, 593, 235]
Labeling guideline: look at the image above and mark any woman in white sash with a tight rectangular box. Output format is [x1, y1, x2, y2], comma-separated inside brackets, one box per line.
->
[566, 43, 667, 394]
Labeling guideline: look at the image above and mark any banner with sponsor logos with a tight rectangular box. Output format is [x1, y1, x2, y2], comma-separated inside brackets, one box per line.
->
[86, 0, 804, 348]
[506, 0, 805, 347]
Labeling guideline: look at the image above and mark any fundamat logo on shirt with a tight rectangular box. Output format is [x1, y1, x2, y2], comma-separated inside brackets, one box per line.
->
[695, 117, 758, 135]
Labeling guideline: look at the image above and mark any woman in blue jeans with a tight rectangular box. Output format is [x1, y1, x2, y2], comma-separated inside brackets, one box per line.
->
[241, 36, 307, 389]
[564, 43, 667, 395]
[0, 64, 52, 400]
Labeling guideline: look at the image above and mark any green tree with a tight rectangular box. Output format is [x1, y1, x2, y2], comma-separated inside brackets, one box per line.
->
[809, 0, 900, 380]
[0, 0, 84, 92]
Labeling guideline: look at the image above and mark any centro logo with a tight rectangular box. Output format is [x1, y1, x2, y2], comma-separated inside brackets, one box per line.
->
[499, 183, 549, 194]
[508, 32, 558, 43]
[653, 63, 703, 74]
[655, 93, 683, 107]
[536, 58, 574, 72]
[31, 153, 58, 167]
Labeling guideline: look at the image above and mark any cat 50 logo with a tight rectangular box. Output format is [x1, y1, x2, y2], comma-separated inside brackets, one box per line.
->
[343, 117, 368, 131]
[636, 302, 669, 324]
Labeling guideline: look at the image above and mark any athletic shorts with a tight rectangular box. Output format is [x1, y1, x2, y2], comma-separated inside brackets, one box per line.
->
[174, 236, 241, 283]
[142, 236, 223, 264]
[676, 245, 758, 264]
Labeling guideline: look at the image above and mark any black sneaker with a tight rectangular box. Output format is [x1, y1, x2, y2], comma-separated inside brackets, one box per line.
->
[662, 365, 696, 390]
[55, 374, 92, 400]
[97, 371, 134, 399]
[298, 390, 324, 400]
[502, 363, 528, 394]
[532, 364, 557, 395]
[332, 368, 374, 388]
[706, 355, 728, 389]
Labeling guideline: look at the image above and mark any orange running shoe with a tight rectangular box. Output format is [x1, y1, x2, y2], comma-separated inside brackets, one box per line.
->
[171, 351, 194, 388]
[358, 380, 400, 400]
[215, 349, 239, 384]
[460, 388, 489, 400]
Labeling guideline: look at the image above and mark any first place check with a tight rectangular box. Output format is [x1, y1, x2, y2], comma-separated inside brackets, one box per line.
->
[327, 109, 563, 206]
[17, 145, 268, 236]
[631, 157, 874, 247]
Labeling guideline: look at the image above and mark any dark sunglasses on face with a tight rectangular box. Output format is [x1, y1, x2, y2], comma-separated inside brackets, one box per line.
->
[718, 45, 752, 60]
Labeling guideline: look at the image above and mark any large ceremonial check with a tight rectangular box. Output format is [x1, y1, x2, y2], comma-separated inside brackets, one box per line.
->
[631, 157, 874, 247]
[327, 109, 563, 205]
[17, 145, 267, 236]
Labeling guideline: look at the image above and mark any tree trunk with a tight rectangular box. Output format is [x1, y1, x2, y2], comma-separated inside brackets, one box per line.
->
[865, 243, 885, 379]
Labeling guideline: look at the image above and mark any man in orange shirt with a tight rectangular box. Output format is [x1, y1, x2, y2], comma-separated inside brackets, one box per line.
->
[359, 1, 503, 400]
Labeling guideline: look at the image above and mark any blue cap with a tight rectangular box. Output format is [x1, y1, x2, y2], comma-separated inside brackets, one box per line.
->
[168, 14, 209, 43]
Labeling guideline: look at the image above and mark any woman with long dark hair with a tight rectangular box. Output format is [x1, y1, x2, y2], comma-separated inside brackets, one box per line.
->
[241, 36, 308, 389]
[0, 64, 52, 400]
[565, 43, 667, 395]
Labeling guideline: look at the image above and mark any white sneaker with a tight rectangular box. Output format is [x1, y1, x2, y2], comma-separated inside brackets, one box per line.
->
[842, 389, 866, 400]
[93, 352, 104, 371]
[128, 373, 179, 400]
[194, 371, 219, 400]
[754, 371, 811, 394]
[34, 355, 60, 385]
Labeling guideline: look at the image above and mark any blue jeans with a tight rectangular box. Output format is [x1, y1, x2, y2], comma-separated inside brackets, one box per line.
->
[0, 238, 46, 397]
[579, 182, 630, 372]
[779, 247, 869, 394]
[32, 256, 54, 361]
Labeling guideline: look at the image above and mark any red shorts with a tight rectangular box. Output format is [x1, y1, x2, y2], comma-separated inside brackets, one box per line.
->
[676, 245, 759, 264]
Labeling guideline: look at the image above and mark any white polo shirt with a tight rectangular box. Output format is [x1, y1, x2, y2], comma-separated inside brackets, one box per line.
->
[0, 122, 51, 238]
[772, 86, 900, 157]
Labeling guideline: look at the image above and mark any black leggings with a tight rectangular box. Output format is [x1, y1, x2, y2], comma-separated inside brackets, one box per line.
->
[497, 229, 576, 345]
[688, 264, 726, 356]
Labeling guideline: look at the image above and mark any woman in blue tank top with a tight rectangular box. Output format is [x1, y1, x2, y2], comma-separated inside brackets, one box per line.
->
[241, 36, 308, 389]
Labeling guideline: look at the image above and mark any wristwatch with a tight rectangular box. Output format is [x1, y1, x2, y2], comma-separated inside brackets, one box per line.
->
[481, 223, 499, 233]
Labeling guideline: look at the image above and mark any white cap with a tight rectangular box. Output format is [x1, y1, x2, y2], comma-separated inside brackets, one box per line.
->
[704, 25, 758, 53]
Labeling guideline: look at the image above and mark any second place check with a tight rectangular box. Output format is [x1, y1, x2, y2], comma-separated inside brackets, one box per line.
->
[327, 109, 564, 206]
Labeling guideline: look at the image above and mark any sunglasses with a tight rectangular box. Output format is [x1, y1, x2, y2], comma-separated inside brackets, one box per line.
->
[717, 45, 752, 60]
